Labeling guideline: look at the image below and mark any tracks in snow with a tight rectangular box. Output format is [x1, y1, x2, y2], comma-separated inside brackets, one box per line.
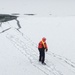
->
[6, 28, 75, 75]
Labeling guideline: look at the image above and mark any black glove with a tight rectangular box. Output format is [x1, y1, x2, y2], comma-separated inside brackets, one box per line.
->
[46, 49, 48, 52]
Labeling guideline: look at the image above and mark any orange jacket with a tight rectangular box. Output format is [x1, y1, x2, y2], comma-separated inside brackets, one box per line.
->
[38, 40, 48, 49]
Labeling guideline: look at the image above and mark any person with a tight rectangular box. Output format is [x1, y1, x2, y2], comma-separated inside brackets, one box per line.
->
[38, 37, 48, 65]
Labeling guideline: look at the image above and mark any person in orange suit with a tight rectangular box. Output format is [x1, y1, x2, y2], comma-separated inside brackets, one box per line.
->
[38, 37, 48, 65]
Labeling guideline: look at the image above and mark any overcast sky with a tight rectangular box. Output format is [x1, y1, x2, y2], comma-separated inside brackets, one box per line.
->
[0, 0, 75, 16]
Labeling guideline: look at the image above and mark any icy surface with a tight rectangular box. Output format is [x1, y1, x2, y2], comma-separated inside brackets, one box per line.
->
[0, 0, 75, 75]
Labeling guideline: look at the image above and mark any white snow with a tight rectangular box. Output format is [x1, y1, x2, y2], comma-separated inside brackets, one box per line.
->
[0, 0, 75, 75]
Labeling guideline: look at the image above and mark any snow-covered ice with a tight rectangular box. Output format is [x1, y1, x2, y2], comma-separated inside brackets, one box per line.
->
[0, 0, 75, 75]
[0, 16, 75, 75]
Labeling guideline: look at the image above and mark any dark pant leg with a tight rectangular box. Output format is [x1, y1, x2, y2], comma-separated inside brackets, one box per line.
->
[39, 48, 45, 63]
[39, 49, 42, 61]
[41, 49, 45, 63]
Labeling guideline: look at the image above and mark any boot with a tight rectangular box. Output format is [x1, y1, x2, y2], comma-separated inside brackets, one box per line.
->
[42, 62, 46, 65]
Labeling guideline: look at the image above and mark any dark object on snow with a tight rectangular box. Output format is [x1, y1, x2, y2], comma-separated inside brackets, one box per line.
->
[0, 14, 20, 33]
[24, 14, 35, 16]
[11, 13, 20, 16]
[0, 14, 18, 22]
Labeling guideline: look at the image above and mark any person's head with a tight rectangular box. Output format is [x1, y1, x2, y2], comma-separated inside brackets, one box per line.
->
[42, 37, 46, 42]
